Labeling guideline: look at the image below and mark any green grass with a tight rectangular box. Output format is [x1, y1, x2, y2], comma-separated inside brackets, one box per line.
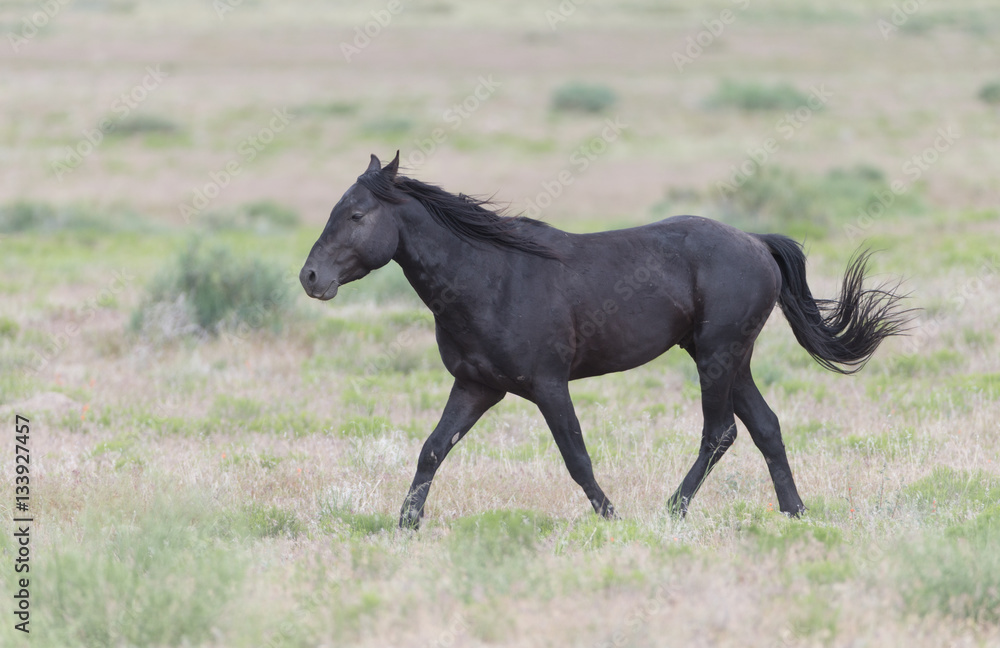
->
[799, 559, 854, 585]
[5, 5, 1000, 645]
[339, 415, 393, 437]
[450, 510, 556, 557]
[902, 466, 1000, 516]
[787, 592, 839, 642]
[6, 495, 247, 647]
[896, 506, 1000, 623]
[749, 518, 843, 553]
[842, 427, 915, 460]
[557, 516, 659, 552]
[317, 488, 396, 538]
[447, 510, 557, 599]
[219, 503, 304, 539]
[211, 394, 264, 421]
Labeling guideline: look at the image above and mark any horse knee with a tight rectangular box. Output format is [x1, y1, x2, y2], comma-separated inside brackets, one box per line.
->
[416, 442, 444, 474]
[701, 422, 737, 455]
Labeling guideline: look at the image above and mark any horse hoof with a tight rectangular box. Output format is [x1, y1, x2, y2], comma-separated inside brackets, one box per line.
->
[781, 504, 807, 518]
[667, 494, 689, 519]
[399, 509, 422, 530]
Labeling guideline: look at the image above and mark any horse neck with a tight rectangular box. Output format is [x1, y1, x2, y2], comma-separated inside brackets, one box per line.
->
[391, 201, 485, 314]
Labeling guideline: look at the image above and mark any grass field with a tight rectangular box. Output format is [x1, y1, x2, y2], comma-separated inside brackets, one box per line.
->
[1, 0, 999, 646]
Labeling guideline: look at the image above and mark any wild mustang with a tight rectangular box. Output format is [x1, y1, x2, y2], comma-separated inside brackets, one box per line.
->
[300, 153, 909, 528]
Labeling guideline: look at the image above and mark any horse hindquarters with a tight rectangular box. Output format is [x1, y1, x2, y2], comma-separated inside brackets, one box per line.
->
[667, 229, 782, 515]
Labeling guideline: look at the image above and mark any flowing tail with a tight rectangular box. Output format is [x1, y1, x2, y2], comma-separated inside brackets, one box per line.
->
[754, 233, 912, 374]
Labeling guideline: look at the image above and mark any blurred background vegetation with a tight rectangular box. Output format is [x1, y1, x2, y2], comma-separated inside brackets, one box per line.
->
[1, 1, 999, 646]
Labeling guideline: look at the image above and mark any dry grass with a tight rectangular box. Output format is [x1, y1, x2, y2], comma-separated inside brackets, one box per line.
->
[2, 0, 999, 646]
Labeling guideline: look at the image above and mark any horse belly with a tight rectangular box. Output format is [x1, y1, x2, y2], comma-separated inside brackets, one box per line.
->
[568, 297, 689, 379]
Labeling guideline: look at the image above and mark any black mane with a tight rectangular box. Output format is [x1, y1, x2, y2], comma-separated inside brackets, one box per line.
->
[357, 171, 560, 259]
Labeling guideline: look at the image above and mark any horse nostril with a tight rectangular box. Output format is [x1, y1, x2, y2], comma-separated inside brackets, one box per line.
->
[307, 270, 317, 285]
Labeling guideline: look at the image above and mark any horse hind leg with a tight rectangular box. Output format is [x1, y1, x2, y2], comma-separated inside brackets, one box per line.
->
[732, 359, 805, 516]
[667, 342, 741, 516]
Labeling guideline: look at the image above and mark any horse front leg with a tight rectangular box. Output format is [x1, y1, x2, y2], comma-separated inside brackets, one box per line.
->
[533, 381, 617, 519]
[399, 379, 505, 529]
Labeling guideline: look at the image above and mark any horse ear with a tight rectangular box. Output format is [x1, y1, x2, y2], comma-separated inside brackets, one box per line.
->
[366, 154, 381, 174]
[383, 150, 400, 179]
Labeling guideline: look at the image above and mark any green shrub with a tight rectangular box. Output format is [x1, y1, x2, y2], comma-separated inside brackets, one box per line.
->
[0, 317, 18, 339]
[31, 498, 246, 647]
[131, 241, 293, 338]
[896, 506, 1000, 623]
[360, 117, 414, 139]
[552, 82, 617, 114]
[202, 200, 300, 232]
[899, 9, 1000, 37]
[978, 81, 1000, 105]
[705, 80, 815, 112]
[334, 263, 420, 306]
[0, 201, 142, 233]
[292, 101, 359, 117]
[244, 199, 299, 227]
[714, 164, 924, 239]
[109, 114, 181, 137]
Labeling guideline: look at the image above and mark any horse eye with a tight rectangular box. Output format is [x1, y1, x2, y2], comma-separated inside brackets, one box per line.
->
[350, 212, 364, 221]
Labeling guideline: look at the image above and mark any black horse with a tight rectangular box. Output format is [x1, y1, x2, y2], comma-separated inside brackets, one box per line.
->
[300, 153, 909, 528]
